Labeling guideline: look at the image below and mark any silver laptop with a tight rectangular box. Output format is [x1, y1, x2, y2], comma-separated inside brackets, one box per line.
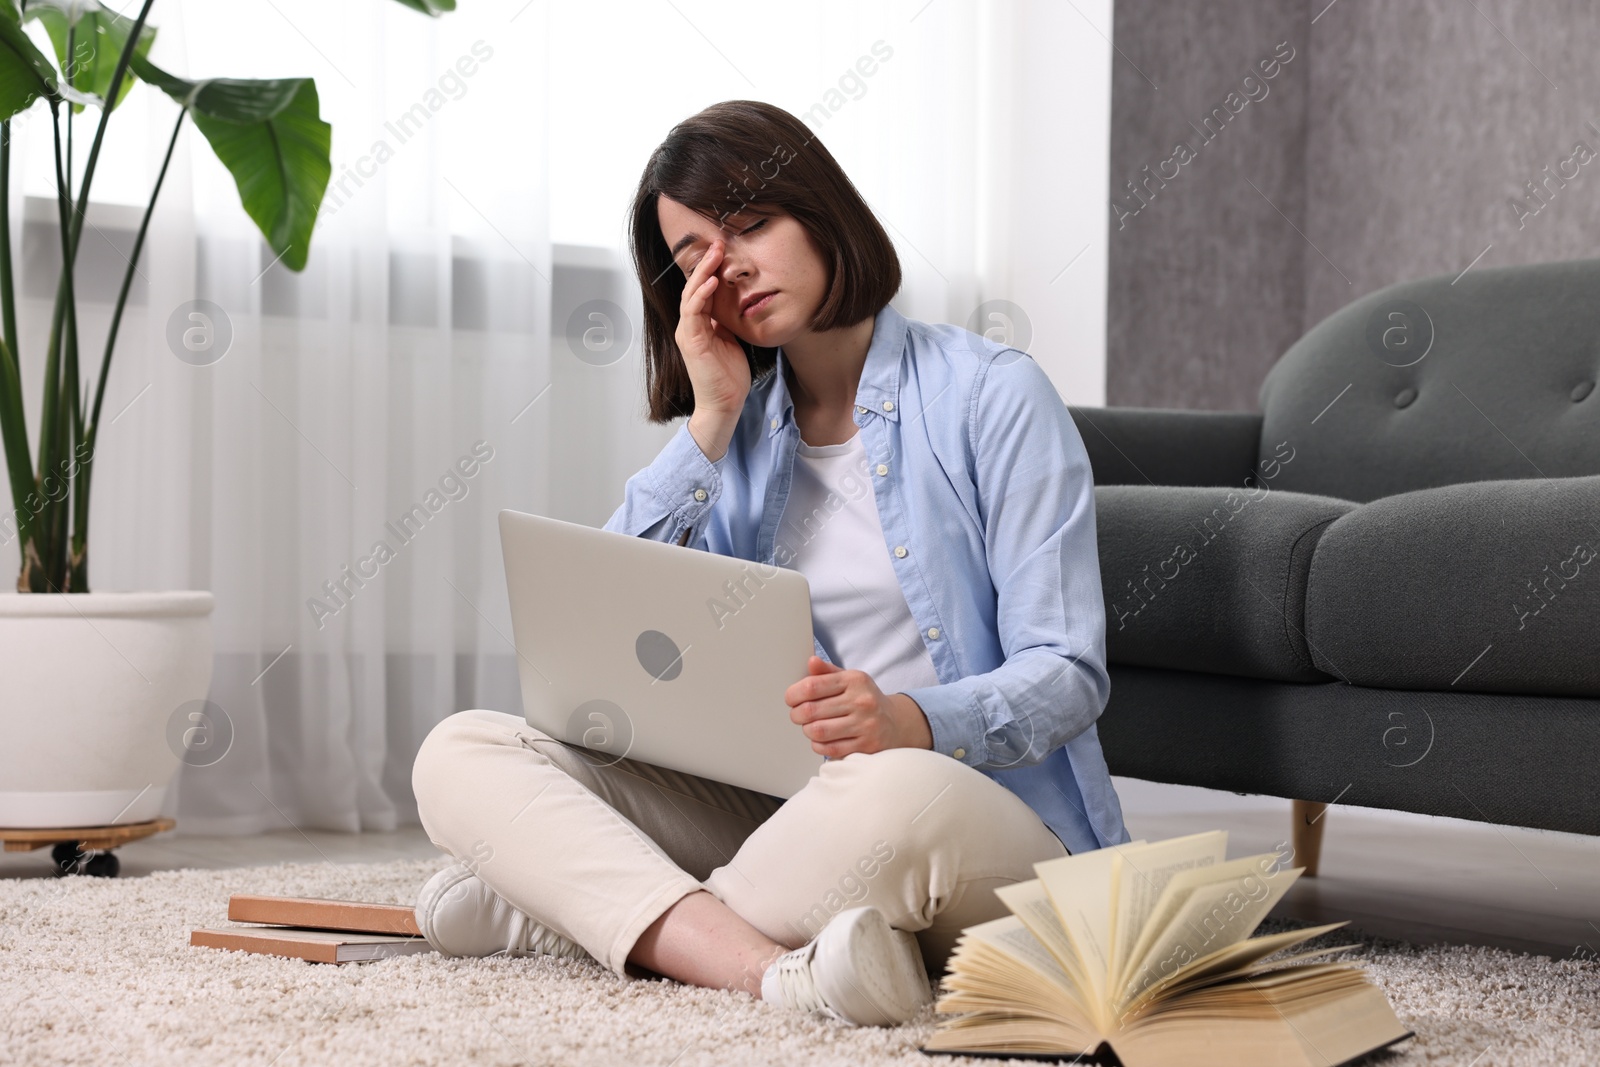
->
[497, 509, 824, 798]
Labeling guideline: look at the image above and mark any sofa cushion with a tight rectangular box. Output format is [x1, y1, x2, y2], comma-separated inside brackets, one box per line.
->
[1258, 257, 1600, 504]
[1096, 484, 1356, 682]
[1305, 474, 1600, 698]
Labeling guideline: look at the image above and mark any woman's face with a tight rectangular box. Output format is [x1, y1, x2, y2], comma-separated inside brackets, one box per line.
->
[656, 195, 829, 349]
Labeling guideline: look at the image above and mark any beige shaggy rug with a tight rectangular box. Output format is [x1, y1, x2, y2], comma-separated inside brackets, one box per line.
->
[3, 857, 1597, 1066]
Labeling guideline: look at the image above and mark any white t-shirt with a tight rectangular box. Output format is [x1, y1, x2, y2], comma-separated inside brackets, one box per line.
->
[778, 428, 941, 696]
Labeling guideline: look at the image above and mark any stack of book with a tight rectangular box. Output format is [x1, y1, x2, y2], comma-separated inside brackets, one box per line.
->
[190, 894, 433, 964]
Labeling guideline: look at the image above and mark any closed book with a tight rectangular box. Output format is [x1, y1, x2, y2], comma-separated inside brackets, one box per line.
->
[227, 894, 422, 936]
[191, 926, 431, 964]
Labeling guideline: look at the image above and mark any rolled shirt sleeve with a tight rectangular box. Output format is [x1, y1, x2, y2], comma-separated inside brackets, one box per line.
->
[900, 352, 1110, 770]
[602, 420, 728, 550]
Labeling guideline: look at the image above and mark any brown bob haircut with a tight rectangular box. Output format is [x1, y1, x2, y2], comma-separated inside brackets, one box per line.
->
[627, 99, 902, 423]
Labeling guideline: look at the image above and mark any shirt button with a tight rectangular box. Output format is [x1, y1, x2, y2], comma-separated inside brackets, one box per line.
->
[693, 488, 707, 502]
[894, 546, 907, 558]
[856, 405, 867, 413]
[952, 747, 966, 759]
[876, 463, 888, 476]
[882, 401, 894, 412]
[927, 627, 940, 639]
[770, 417, 778, 429]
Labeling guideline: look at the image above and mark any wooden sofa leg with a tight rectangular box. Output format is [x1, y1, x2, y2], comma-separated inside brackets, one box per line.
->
[1292, 799, 1328, 878]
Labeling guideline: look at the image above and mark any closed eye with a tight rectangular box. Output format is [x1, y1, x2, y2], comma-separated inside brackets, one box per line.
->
[686, 218, 770, 272]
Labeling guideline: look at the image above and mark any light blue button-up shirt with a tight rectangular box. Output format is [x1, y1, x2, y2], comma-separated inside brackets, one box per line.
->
[602, 302, 1129, 854]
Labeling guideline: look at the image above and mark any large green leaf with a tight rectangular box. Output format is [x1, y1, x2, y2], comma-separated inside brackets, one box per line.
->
[24, 0, 156, 113]
[191, 85, 329, 271]
[0, 3, 64, 119]
[130, 54, 331, 273]
[389, 0, 457, 14]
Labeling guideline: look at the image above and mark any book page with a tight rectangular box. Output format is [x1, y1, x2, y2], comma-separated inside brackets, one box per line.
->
[1033, 839, 1149, 1009]
[1107, 831, 1228, 991]
[994, 880, 1092, 1011]
[1121, 853, 1292, 989]
[937, 918, 1100, 1048]
[1114, 973, 1411, 1067]
[1117, 865, 1303, 1007]
[961, 915, 1076, 992]
[1124, 921, 1350, 1014]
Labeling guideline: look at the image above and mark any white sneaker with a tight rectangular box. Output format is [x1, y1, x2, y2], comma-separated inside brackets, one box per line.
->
[760, 906, 932, 1026]
[415, 861, 592, 962]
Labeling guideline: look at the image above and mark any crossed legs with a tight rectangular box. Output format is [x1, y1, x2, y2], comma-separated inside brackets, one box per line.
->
[412, 709, 1067, 991]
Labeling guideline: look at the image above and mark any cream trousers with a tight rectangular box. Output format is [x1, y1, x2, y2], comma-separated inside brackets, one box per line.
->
[412, 709, 1068, 978]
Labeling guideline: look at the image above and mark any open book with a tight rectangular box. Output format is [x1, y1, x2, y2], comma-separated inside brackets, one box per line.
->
[923, 831, 1412, 1066]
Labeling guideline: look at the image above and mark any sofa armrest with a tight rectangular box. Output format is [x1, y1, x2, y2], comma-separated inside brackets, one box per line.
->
[1068, 406, 1264, 487]
[1097, 484, 1355, 682]
[1305, 474, 1600, 698]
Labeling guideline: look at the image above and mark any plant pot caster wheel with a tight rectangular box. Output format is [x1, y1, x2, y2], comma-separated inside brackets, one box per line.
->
[2, 818, 172, 877]
[51, 842, 121, 877]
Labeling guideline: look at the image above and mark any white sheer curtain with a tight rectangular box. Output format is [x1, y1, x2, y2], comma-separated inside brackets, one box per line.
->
[6, 0, 1109, 834]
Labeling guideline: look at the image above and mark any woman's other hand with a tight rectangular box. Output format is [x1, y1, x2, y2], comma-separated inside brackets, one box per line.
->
[786, 656, 934, 757]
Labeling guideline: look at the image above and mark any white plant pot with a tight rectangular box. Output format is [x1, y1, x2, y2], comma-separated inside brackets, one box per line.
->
[0, 590, 215, 828]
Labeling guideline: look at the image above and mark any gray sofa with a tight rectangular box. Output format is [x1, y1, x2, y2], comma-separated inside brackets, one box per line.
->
[1067, 256, 1599, 866]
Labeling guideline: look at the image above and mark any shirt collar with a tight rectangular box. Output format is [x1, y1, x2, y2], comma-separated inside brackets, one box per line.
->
[764, 302, 907, 439]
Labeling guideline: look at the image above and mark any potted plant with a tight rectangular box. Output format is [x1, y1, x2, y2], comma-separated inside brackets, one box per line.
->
[0, 0, 452, 829]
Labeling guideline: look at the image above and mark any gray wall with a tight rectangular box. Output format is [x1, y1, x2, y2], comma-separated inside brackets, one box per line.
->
[1107, 0, 1600, 411]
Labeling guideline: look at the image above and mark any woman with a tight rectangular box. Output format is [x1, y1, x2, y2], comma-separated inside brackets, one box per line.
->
[411, 100, 1128, 1028]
